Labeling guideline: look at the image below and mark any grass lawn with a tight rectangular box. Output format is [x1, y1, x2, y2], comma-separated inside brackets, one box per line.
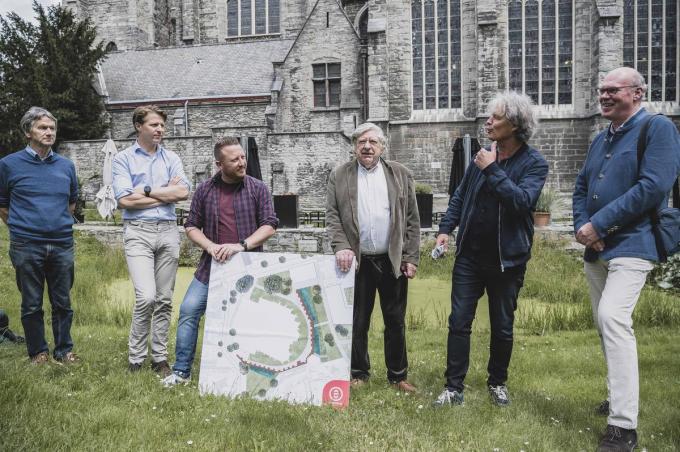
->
[1, 229, 679, 451]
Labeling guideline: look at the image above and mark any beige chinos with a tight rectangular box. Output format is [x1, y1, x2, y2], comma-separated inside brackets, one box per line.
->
[124, 220, 180, 364]
[584, 257, 654, 430]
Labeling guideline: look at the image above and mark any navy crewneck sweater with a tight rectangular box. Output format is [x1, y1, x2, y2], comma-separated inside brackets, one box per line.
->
[0, 148, 78, 243]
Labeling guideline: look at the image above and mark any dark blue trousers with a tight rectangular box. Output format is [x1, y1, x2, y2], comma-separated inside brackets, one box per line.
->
[445, 254, 525, 391]
[9, 239, 75, 359]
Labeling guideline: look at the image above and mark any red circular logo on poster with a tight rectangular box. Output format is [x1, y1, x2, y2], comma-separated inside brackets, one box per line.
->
[322, 380, 350, 408]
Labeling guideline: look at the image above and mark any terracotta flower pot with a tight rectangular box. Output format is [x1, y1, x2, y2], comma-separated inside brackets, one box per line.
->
[533, 211, 551, 227]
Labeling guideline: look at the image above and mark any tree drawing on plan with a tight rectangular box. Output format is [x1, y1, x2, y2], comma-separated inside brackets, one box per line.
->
[324, 333, 335, 346]
[334, 325, 349, 337]
[282, 278, 292, 295]
[263, 274, 283, 294]
[235, 275, 254, 293]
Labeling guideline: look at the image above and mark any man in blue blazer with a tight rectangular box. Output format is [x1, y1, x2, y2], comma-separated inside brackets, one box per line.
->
[573, 67, 680, 452]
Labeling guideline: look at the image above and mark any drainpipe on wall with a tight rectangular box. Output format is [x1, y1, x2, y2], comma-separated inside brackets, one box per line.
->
[360, 40, 369, 122]
[184, 100, 189, 136]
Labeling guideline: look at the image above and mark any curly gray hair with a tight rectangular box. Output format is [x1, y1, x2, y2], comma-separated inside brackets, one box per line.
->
[351, 122, 387, 149]
[487, 91, 537, 143]
[20, 107, 57, 134]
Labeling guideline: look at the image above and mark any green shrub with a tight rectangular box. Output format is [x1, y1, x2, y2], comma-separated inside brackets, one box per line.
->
[414, 183, 432, 194]
[652, 254, 680, 291]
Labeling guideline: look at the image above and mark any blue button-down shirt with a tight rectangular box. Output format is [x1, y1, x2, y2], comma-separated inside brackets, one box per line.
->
[25, 146, 54, 160]
[112, 142, 190, 221]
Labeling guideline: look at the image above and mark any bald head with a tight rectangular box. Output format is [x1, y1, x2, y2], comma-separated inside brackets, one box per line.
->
[599, 67, 647, 127]
[604, 67, 647, 92]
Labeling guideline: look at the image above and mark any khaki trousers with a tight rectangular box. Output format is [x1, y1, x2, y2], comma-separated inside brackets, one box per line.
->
[584, 257, 654, 430]
[124, 221, 180, 364]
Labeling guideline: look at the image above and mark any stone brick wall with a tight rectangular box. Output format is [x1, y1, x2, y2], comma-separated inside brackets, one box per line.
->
[266, 132, 353, 209]
[59, 135, 214, 199]
[275, 0, 363, 133]
[107, 103, 269, 140]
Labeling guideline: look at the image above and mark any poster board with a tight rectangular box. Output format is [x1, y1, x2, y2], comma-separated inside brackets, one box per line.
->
[198, 252, 355, 407]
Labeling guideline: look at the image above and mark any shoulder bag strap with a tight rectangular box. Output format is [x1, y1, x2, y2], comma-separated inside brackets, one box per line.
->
[636, 113, 668, 261]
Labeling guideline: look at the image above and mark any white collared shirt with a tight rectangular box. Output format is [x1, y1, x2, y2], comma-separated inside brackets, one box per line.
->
[357, 161, 391, 254]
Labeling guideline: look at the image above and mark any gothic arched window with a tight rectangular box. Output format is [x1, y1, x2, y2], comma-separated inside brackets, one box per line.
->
[411, 0, 462, 110]
[227, 0, 280, 37]
[623, 0, 678, 102]
[508, 0, 573, 105]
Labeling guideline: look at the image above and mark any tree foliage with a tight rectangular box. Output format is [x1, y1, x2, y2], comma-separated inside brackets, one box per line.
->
[0, 1, 107, 156]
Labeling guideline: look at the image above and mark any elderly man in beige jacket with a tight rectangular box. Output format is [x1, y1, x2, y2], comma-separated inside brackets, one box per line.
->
[326, 122, 420, 392]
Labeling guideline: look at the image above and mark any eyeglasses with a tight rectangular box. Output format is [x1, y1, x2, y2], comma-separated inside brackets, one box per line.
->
[597, 86, 639, 96]
[357, 138, 381, 147]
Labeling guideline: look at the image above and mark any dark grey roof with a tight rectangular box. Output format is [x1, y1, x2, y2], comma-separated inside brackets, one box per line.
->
[100, 40, 294, 103]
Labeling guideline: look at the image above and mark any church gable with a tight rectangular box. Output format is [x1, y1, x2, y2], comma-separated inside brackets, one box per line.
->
[275, 0, 363, 133]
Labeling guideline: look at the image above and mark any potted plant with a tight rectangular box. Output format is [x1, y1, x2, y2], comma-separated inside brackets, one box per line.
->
[534, 188, 557, 227]
[415, 183, 433, 228]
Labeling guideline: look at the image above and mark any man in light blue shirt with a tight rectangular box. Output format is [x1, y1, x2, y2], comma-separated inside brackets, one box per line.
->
[112, 105, 190, 376]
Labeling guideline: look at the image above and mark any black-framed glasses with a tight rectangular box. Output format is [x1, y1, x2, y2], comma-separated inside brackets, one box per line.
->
[597, 86, 639, 96]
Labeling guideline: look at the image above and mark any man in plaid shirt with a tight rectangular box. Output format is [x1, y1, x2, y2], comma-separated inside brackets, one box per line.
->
[162, 136, 278, 386]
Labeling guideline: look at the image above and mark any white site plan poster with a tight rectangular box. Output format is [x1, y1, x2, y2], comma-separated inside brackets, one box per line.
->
[198, 252, 355, 407]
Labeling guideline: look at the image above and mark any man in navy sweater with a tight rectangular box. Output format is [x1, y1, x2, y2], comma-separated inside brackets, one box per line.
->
[0, 107, 79, 364]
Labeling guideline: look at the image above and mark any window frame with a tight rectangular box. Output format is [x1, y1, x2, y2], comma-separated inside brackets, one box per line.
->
[410, 0, 463, 112]
[312, 63, 342, 108]
[505, 0, 575, 107]
[227, 0, 280, 38]
[623, 0, 679, 104]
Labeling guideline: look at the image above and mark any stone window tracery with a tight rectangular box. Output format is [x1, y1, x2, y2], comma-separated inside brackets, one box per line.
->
[508, 0, 573, 105]
[411, 0, 462, 110]
[227, 0, 280, 37]
[623, 0, 678, 102]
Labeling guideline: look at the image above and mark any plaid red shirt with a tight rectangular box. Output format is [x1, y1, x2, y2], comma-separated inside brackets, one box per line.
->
[185, 173, 278, 284]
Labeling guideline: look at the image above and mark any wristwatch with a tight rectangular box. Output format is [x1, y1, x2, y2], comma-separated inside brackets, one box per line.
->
[144, 185, 151, 197]
[239, 239, 248, 251]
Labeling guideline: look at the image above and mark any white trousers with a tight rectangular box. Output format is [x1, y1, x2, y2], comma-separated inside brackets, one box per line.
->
[584, 257, 654, 430]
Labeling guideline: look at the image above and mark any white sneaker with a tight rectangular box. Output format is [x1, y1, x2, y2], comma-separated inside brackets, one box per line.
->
[432, 388, 464, 407]
[162, 372, 189, 387]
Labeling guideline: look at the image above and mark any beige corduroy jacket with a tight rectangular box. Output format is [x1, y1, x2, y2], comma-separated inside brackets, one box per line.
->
[325, 158, 420, 278]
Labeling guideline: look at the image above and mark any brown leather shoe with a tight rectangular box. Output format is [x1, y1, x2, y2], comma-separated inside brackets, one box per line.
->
[391, 380, 417, 393]
[30, 351, 49, 365]
[350, 378, 367, 387]
[151, 360, 172, 378]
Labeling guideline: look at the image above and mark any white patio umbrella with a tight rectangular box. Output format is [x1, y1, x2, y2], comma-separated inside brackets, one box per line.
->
[94, 139, 118, 221]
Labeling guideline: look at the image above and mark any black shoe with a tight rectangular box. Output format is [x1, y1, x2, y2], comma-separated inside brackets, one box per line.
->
[1, 327, 24, 343]
[151, 360, 172, 378]
[597, 425, 637, 452]
[488, 384, 511, 406]
[128, 362, 143, 372]
[596, 400, 610, 416]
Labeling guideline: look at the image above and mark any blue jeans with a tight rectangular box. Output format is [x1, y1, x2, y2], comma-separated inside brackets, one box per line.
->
[9, 238, 75, 359]
[173, 277, 209, 377]
[445, 255, 526, 392]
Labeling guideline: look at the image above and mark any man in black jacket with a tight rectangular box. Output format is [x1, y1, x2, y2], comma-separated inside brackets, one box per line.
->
[433, 91, 548, 407]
